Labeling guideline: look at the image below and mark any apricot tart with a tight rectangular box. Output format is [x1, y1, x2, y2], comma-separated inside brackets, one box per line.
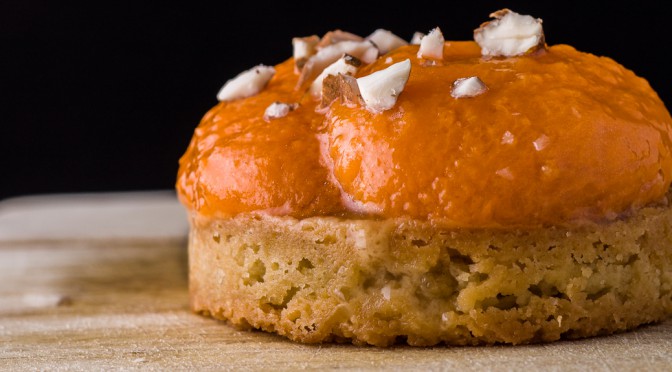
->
[177, 9, 672, 345]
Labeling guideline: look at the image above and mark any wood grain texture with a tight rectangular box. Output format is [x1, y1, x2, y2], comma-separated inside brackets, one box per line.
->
[0, 191, 188, 242]
[1, 193, 671, 371]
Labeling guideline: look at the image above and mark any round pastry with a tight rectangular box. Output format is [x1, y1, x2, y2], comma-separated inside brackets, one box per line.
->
[177, 10, 672, 346]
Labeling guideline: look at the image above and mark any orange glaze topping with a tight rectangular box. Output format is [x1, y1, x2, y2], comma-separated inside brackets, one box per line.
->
[177, 41, 672, 227]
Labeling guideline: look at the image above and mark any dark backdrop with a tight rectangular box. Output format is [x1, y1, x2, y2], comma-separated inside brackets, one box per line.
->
[1, 1, 670, 200]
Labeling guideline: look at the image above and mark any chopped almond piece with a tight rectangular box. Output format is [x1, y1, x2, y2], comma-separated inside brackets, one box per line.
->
[357, 59, 411, 113]
[365, 29, 408, 54]
[474, 9, 545, 57]
[317, 30, 364, 48]
[320, 74, 341, 108]
[495, 167, 514, 180]
[292, 35, 319, 71]
[321, 73, 363, 108]
[336, 74, 362, 106]
[451, 76, 488, 98]
[310, 54, 361, 97]
[297, 41, 378, 89]
[533, 134, 550, 151]
[216, 65, 275, 102]
[263, 102, 299, 120]
[417, 27, 444, 59]
[501, 131, 515, 144]
[410, 32, 425, 45]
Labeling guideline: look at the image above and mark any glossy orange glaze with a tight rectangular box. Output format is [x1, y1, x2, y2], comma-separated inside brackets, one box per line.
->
[176, 58, 343, 218]
[177, 42, 672, 227]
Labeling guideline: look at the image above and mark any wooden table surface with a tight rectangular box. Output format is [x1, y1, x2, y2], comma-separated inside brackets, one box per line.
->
[1, 192, 671, 371]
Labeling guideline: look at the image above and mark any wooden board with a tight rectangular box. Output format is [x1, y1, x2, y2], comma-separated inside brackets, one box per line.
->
[1, 192, 671, 371]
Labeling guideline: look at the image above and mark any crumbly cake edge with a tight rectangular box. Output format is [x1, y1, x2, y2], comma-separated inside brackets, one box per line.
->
[188, 203, 672, 346]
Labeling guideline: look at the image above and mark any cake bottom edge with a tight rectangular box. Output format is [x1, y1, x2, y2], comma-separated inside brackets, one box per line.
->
[187, 207, 672, 346]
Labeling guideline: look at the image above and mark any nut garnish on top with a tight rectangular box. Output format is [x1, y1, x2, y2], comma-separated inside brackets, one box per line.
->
[317, 30, 364, 48]
[297, 40, 378, 89]
[451, 76, 488, 98]
[215, 9, 548, 113]
[365, 29, 409, 54]
[217, 65, 276, 102]
[264, 102, 299, 121]
[417, 27, 444, 59]
[321, 58, 412, 113]
[321, 73, 363, 108]
[474, 9, 545, 57]
[410, 32, 424, 45]
[310, 54, 362, 97]
[292, 35, 320, 71]
[357, 59, 411, 113]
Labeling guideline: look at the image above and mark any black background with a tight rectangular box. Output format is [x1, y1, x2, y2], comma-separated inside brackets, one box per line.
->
[1, 1, 670, 200]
